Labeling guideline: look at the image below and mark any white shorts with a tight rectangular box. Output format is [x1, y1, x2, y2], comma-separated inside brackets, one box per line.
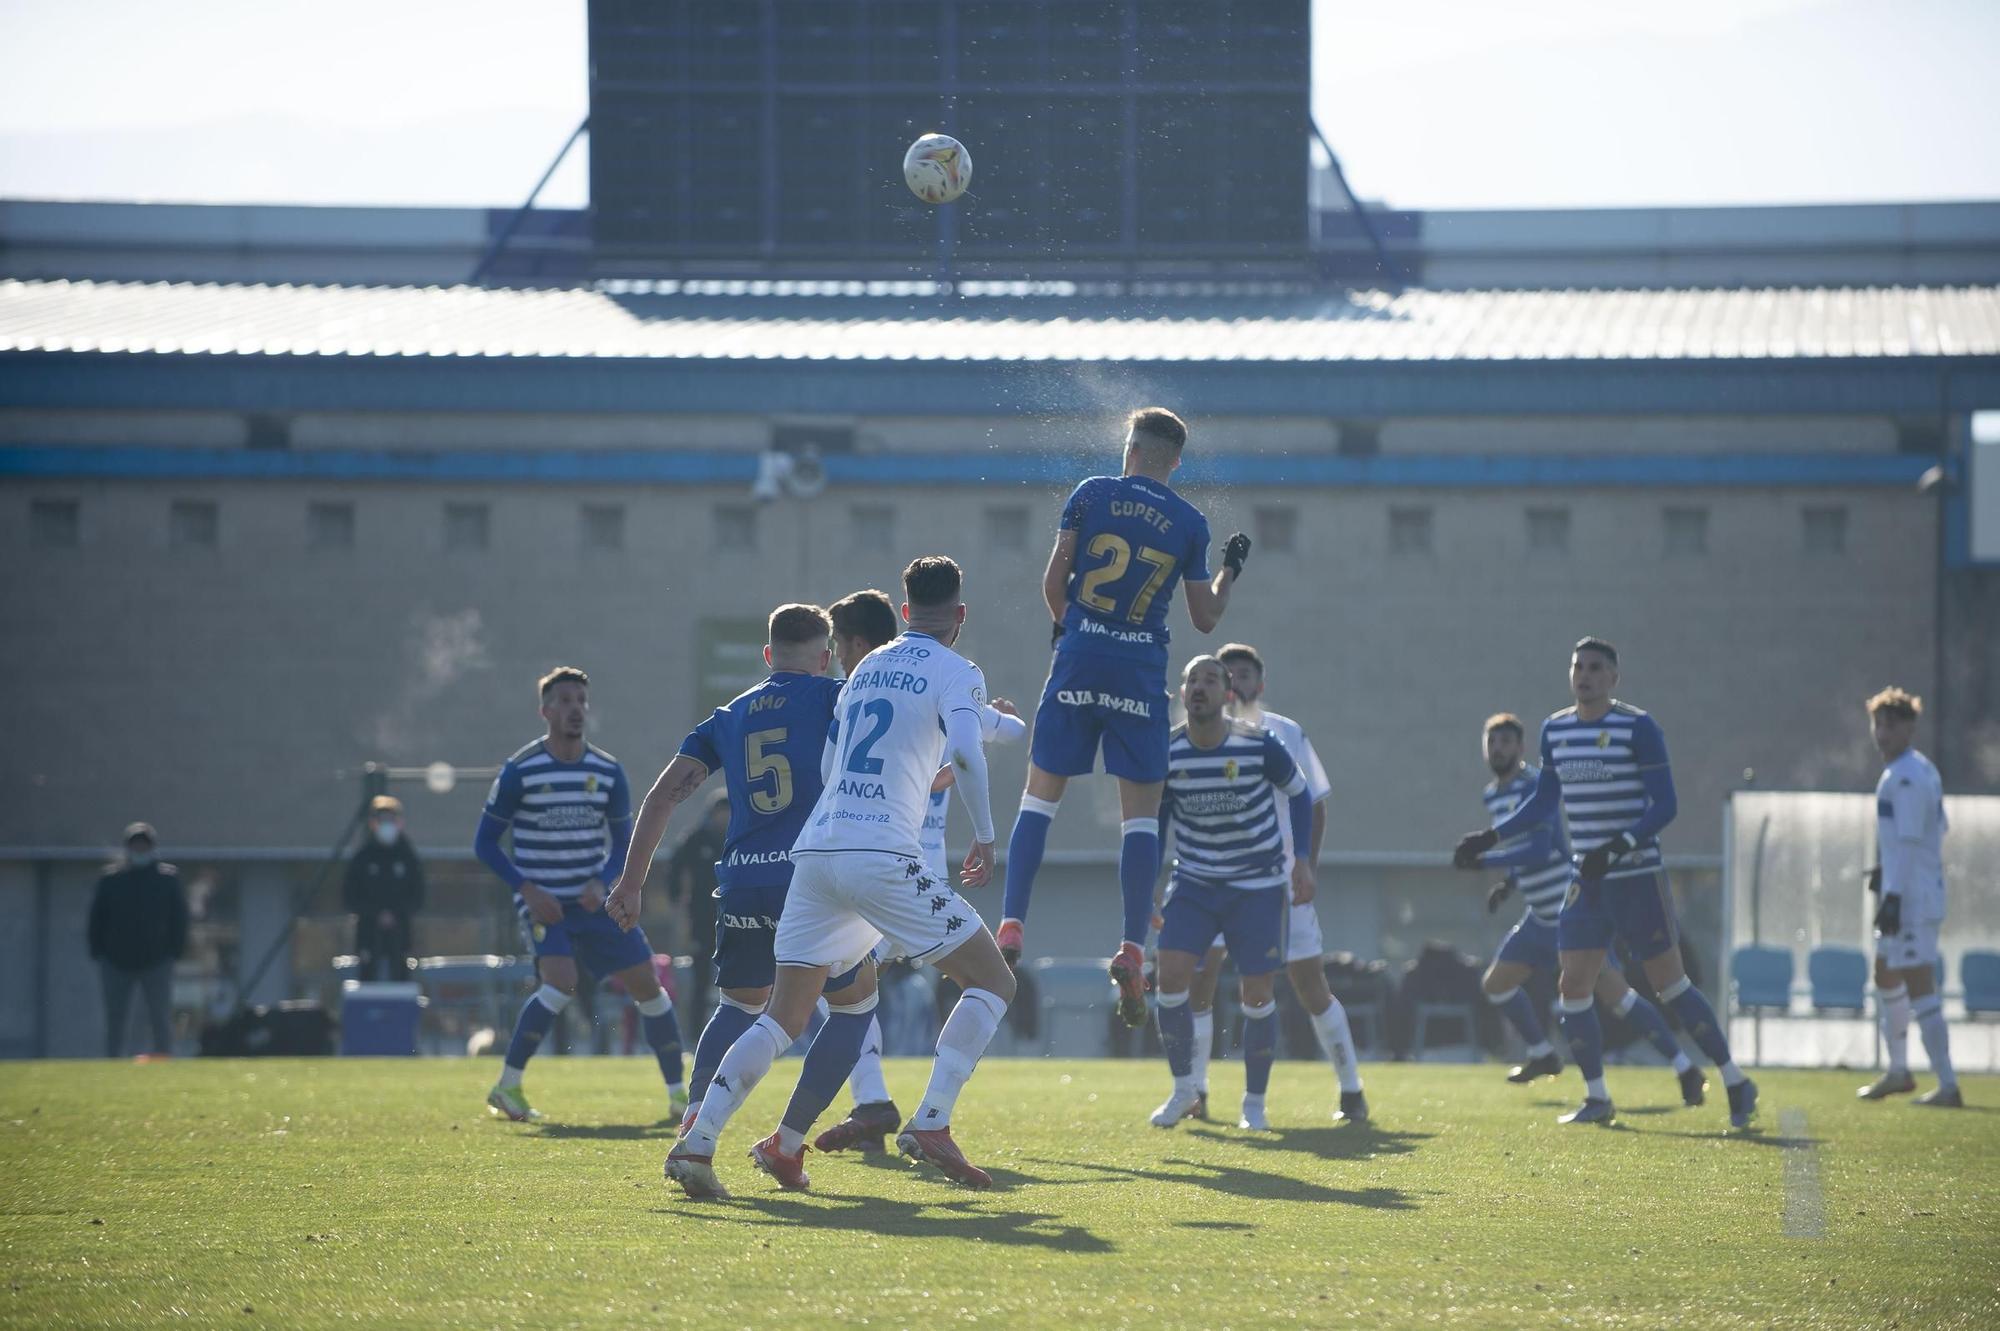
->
[776, 850, 981, 977]
[1877, 917, 1943, 971]
[1206, 900, 1324, 966]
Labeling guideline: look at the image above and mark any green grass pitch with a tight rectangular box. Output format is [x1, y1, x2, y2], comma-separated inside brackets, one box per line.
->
[3, 1058, 1995, 1329]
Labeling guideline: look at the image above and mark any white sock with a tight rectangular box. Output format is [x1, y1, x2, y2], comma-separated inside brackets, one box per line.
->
[1879, 984, 1911, 1073]
[1525, 1039, 1556, 1058]
[498, 1064, 523, 1089]
[1718, 1060, 1747, 1088]
[684, 1014, 786, 1154]
[1671, 1051, 1694, 1075]
[1585, 1076, 1609, 1100]
[1241, 1091, 1266, 1112]
[776, 1125, 805, 1154]
[1914, 994, 1956, 1089]
[1310, 998, 1364, 1093]
[913, 987, 1007, 1129]
[636, 991, 672, 1017]
[1190, 1009, 1214, 1091]
[846, 1015, 892, 1105]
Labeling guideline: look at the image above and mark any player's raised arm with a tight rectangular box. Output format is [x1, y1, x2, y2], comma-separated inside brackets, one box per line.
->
[606, 754, 709, 930]
[1182, 533, 1250, 634]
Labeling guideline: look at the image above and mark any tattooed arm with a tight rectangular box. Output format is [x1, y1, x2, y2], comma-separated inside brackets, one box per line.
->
[605, 755, 710, 931]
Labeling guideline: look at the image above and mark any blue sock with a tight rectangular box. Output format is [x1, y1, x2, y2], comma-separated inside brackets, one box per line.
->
[1559, 995, 1605, 1085]
[1157, 992, 1194, 1078]
[639, 1000, 685, 1090]
[1619, 992, 1685, 1065]
[1662, 978, 1734, 1068]
[1002, 799, 1056, 922]
[504, 987, 565, 1071]
[689, 1000, 759, 1104]
[1242, 1002, 1277, 1096]
[1493, 987, 1548, 1048]
[1118, 821, 1159, 946]
[781, 1007, 875, 1135]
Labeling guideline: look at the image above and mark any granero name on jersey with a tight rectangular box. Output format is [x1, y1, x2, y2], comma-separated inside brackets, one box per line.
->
[1055, 689, 1152, 717]
[846, 667, 931, 694]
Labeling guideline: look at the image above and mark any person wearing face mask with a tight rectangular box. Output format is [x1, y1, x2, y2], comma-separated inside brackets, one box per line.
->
[343, 796, 427, 983]
[87, 822, 189, 1057]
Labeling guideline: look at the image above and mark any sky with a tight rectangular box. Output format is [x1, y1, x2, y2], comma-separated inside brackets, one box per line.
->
[1, 0, 1995, 212]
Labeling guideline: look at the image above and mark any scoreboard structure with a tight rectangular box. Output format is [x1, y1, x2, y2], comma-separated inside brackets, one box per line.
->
[586, 0, 1312, 275]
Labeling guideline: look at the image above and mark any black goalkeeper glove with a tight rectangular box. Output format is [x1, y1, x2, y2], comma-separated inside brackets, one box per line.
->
[1874, 892, 1902, 937]
[1453, 828, 1498, 870]
[1222, 532, 1252, 578]
[1051, 621, 1065, 648]
[1577, 831, 1638, 883]
[1864, 865, 1882, 896]
[1486, 880, 1515, 914]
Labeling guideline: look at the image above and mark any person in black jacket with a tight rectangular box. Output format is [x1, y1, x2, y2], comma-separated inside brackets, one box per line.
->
[343, 796, 426, 982]
[88, 822, 189, 1057]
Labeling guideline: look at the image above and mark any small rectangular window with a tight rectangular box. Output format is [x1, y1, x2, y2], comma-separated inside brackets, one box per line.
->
[1526, 506, 1570, 554]
[714, 504, 757, 552]
[1802, 505, 1847, 555]
[984, 505, 1029, 551]
[850, 503, 896, 552]
[308, 501, 355, 550]
[445, 502, 490, 551]
[1254, 505, 1298, 554]
[170, 499, 218, 549]
[30, 498, 79, 548]
[1389, 506, 1432, 557]
[582, 503, 625, 551]
[1663, 506, 1708, 557]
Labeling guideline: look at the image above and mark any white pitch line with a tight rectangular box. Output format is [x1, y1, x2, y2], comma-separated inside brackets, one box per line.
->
[1780, 1107, 1826, 1239]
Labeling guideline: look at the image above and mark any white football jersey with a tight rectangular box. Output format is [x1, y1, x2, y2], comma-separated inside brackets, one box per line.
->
[794, 631, 987, 860]
[1876, 747, 1947, 919]
[918, 703, 1024, 877]
[1230, 702, 1331, 868]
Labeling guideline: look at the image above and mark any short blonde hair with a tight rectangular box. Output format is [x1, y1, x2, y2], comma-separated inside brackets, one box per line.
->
[1483, 713, 1524, 740]
[538, 666, 588, 701]
[1865, 686, 1922, 721]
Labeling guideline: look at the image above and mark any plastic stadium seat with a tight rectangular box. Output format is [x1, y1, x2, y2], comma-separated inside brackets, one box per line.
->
[1807, 945, 1869, 1012]
[1731, 945, 1794, 1013]
[1962, 951, 2000, 1017]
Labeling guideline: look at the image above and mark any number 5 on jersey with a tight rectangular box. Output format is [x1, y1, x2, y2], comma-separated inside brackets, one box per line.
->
[745, 728, 792, 813]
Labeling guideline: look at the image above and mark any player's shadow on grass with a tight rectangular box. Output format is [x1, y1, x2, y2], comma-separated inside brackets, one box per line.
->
[657, 1193, 1112, 1254]
[528, 1121, 679, 1141]
[1186, 1123, 1431, 1162]
[1028, 1156, 1418, 1212]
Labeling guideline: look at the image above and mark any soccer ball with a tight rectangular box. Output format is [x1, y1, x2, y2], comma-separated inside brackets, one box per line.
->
[904, 133, 971, 204]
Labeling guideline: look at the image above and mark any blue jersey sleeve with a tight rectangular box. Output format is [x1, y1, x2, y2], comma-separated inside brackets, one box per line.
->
[1185, 512, 1212, 583]
[1058, 479, 1101, 533]
[1492, 724, 1562, 839]
[599, 763, 635, 881]
[1482, 821, 1554, 870]
[1628, 714, 1678, 842]
[679, 713, 724, 771]
[473, 761, 526, 890]
[1262, 731, 1305, 795]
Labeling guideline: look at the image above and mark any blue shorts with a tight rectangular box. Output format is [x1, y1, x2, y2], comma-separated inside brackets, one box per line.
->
[714, 883, 865, 993]
[1029, 650, 1171, 782]
[1158, 877, 1287, 976]
[1496, 910, 1623, 973]
[519, 900, 655, 979]
[1557, 870, 1679, 962]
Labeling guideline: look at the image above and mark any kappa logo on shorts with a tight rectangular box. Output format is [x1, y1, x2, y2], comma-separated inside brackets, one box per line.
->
[929, 894, 950, 914]
[904, 862, 925, 878]
[944, 915, 965, 933]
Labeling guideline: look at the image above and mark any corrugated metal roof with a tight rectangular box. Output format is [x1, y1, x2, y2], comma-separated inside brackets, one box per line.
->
[2, 278, 1998, 364]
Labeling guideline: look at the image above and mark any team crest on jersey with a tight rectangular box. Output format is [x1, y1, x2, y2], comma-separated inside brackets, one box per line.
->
[1595, 731, 1611, 749]
[1224, 759, 1239, 780]
[531, 923, 547, 942]
[585, 774, 599, 793]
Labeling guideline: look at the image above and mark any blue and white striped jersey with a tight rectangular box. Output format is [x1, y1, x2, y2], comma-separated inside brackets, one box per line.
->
[1537, 703, 1669, 880]
[481, 739, 631, 897]
[1482, 764, 1573, 922]
[1159, 721, 1308, 892]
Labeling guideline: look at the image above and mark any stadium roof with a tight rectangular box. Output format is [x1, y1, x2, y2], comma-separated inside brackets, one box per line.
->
[5, 278, 2000, 417]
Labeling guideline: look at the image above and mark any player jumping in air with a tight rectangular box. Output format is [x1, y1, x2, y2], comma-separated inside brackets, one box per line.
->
[1856, 687, 1960, 1107]
[1462, 711, 1707, 1105]
[663, 557, 1016, 1196]
[999, 407, 1250, 1025]
[1181, 643, 1367, 1125]
[813, 590, 1026, 1156]
[1149, 656, 1316, 1131]
[476, 667, 685, 1122]
[604, 604, 845, 1128]
[1454, 639, 1757, 1129]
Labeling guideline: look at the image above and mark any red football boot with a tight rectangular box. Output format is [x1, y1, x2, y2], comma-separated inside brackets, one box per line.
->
[895, 1126, 992, 1189]
[749, 1132, 811, 1191]
[1108, 941, 1150, 1028]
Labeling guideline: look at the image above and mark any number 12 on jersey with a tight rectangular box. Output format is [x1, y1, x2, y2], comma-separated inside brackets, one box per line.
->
[843, 699, 894, 774]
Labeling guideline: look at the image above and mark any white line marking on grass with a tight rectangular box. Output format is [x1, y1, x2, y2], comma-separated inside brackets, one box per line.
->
[1779, 1107, 1825, 1240]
